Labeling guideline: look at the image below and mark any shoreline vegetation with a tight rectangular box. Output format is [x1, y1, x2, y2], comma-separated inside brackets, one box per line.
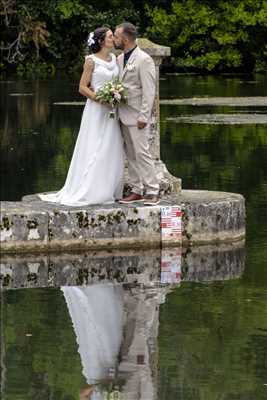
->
[0, 0, 267, 78]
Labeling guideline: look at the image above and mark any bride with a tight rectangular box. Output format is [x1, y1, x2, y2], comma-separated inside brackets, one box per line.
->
[39, 27, 124, 206]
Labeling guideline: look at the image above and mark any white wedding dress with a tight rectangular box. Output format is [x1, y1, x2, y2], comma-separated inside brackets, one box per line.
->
[39, 53, 124, 206]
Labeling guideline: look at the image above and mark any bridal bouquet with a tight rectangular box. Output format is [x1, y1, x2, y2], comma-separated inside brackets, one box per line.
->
[96, 79, 127, 118]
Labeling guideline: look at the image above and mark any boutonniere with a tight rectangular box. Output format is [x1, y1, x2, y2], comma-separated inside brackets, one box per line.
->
[126, 63, 135, 71]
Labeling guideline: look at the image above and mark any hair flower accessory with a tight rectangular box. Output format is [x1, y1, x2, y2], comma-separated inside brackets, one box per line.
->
[87, 32, 95, 46]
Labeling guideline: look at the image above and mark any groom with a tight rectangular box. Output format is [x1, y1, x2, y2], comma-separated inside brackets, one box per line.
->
[114, 22, 160, 206]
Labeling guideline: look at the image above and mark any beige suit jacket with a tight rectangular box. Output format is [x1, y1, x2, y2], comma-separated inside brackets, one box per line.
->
[117, 46, 156, 126]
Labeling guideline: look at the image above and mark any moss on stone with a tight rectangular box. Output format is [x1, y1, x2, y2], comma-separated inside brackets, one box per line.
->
[27, 219, 38, 229]
[113, 210, 126, 223]
[98, 215, 107, 222]
[127, 218, 141, 226]
[27, 273, 38, 283]
[90, 217, 100, 228]
[3, 274, 11, 286]
[106, 211, 126, 225]
[76, 212, 89, 228]
[48, 228, 54, 240]
[183, 230, 192, 240]
[78, 268, 89, 285]
[1, 216, 13, 230]
[137, 38, 160, 49]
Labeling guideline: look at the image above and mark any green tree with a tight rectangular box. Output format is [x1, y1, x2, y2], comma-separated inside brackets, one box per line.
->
[146, 0, 267, 72]
[1, 0, 267, 75]
[0, 0, 139, 76]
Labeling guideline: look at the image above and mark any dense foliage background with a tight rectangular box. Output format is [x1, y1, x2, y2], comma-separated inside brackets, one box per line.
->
[1, 0, 266, 76]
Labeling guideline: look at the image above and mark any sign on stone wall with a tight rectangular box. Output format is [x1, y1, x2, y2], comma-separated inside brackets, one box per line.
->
[160, 206, 182, 284]
[161, 206, 182, 242]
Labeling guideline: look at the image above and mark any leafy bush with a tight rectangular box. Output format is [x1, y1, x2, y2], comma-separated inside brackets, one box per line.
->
[146, 0, 267, 72]
[0, 0, 266, 75]
[0, 0, 139, 76]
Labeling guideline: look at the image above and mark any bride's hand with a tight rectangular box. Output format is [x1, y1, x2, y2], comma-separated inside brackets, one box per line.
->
[90, 92, 97, 101]
[80, 385, 94, 399]
[88, 86, 97, 102]
[90, 92, 106, 104]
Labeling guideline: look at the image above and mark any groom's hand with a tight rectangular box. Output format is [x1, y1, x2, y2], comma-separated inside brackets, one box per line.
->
[137, 120, 147, 129]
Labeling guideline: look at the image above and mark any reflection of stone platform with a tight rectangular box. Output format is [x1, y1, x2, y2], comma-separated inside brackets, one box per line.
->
[0, 241, 245, 289]
[0, 190, 245, 253]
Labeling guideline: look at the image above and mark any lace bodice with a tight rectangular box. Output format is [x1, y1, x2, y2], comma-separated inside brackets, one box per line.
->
[86, 53, 119, 91]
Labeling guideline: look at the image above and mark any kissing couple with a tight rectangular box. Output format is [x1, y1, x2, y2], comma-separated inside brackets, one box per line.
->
[39, 22, 160, 206]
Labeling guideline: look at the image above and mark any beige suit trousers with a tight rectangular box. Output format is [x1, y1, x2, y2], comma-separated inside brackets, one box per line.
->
[121, 123, 159, 195]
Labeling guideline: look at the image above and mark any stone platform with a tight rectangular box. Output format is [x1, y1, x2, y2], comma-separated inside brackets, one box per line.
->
[0, 190, 245, 253]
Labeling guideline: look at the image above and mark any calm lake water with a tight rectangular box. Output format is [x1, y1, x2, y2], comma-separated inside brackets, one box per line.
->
[1, 74, 267, 399]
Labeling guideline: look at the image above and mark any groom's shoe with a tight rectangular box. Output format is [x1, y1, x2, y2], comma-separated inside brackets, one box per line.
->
[119, 193, 144, 204]
[143, 194, 160, 206]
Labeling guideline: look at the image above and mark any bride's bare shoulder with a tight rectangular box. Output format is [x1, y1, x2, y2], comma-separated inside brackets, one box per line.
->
[84, 56, 95, 69]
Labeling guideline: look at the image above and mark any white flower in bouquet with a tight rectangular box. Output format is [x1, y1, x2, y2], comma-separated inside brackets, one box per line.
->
[96, 79, 127, 118]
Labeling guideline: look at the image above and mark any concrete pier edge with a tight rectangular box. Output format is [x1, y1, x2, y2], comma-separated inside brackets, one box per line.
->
[0, 190, 245, 253]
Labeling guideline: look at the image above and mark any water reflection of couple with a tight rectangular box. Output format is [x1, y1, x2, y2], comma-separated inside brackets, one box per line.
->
[62, 283, 162, 400]
[62, 284, 123, 399]
[39, 22, 159, 207]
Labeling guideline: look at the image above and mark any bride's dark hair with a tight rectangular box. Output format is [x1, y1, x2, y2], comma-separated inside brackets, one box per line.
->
[88, 27, 110, 54]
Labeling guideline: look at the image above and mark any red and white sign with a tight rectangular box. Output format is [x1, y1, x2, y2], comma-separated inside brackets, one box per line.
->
[161, 206, 182, 242]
